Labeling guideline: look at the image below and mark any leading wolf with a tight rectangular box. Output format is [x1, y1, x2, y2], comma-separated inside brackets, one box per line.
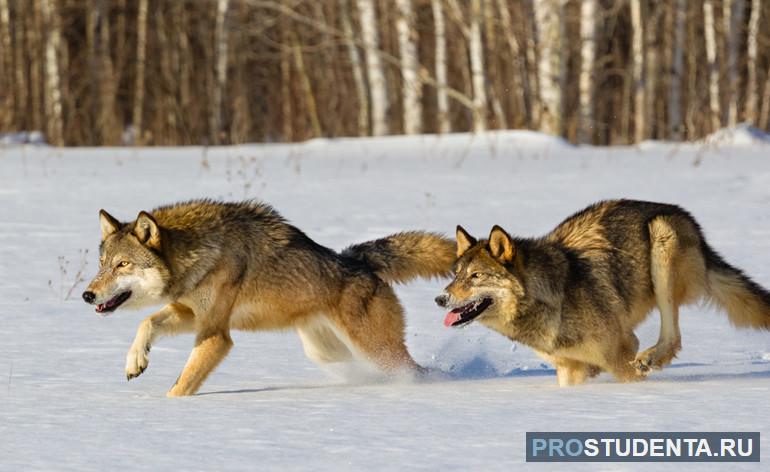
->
[83, 200, 454, 396]
[436, 199, 770, 386]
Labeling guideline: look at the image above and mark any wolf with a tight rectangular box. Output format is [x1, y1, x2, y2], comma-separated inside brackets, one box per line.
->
[83, 199, 454, 396]
[435, 199, 770, 386]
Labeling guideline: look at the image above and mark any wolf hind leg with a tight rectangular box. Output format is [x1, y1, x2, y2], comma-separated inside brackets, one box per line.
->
[332, 283, 424, 376]
[296, 316, 354, 364]
[555, 359, 597, 387]
[126, 303, 195, 380]
[634, 217, 694, 375]
[606, 333, 646, 382]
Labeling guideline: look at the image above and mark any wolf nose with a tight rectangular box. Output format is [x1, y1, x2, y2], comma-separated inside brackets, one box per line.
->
[82, 291, 96, 304]
[435, 294, 448, 307]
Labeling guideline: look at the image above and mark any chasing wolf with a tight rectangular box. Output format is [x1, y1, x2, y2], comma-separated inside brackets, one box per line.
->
[436, 199, 770, 386]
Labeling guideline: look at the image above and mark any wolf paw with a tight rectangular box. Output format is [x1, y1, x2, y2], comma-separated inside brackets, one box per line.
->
[125, 343, 150, 380]
[632, 342, 680, 376]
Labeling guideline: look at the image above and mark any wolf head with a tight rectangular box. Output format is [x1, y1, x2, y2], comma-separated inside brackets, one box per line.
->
[435, 225, 525, 328]
[82, 210, 171, 315]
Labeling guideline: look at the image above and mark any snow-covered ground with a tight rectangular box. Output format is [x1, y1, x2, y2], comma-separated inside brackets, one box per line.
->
[1, 129, 769, 471]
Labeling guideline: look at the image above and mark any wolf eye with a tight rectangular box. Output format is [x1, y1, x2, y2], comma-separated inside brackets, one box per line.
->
[471, 272, 481, 279]
[117, 261, 130, 268]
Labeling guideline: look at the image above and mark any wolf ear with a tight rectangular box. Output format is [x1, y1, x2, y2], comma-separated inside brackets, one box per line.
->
[99, 210, 121, 241]
[133, 211, 161, 249]
[456, 225, 477, 257]
[488, 225, 515, 263]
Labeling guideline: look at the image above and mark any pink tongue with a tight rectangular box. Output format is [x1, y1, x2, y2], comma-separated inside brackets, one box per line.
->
[444, 311, 461, 327]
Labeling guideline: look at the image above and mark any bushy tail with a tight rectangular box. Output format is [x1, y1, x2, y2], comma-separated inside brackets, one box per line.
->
[704, 244, 770, 330]
[341, 231, 455, 284]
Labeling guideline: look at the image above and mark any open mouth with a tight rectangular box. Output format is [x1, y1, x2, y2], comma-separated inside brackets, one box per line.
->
[444, 298, 493, 328]
[95, 291, 131, 314]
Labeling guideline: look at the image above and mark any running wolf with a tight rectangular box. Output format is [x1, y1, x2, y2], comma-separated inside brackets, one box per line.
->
[435, 199, 770, 386]
[83, 199, 454, 396]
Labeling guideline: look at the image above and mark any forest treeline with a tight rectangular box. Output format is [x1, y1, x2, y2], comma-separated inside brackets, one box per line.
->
[0, 0, 768, 146]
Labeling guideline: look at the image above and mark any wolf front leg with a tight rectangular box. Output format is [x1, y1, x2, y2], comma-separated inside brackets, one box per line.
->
[166, 330, 233, 397]
[126, 303, 195, 380]
[166, 282, 237, 397]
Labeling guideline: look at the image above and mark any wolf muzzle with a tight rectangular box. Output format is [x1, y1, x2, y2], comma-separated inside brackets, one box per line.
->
[82, 291, 96, 303]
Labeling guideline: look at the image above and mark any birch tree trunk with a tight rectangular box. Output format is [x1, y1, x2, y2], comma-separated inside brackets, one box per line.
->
[279, 9, 292, 141]
[340, 0, 369, 136]
[724, 0, 744, 127]
[12, 0, 28, 130]
[630, 0, 645, 142]
[0, 0, 13, 128]
[483, 0, 506, 128]
[211, 0, 230, 144]
[155, 9, 170, 142]
[132, 0, 148, 144]
[27, 1, 43, 132]
[703, 0, 721, 131]
[86, 3, 98, 141]
[759, 63, 770, 130]
[668, 0, 685, 139]
[40, 0, 63, 146]
[524, 1, 541, 127]
[115, 0, 127, 77]
[431, 0, 450, 134]
[97, 0, 119, 145]
[356, 0, 388, 136]
[395, 0, 422, 134]
[578, 0, 597, 143]
[685, 2, 698, 139]
[533, 0, 563, 136]
[469, 0, 487, 132]
[644, 3, 659, 139]
[292, 34, 322, 138]
[745, 0, 761, 124]
[496, 0, 529, 127]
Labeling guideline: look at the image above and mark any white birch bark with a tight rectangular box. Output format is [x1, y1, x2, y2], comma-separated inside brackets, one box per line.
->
[745, 0, 761, 123]
[431, 0, 450, 134]
[340, 0, 369, 136]
[211, 0, 230, 144]
[668, 0, 685, 139]
[578, 0, 596, 143]
[356, 0, 389, 136]
[132, 0, 148, 144]
[395, 0, 422, 134]
[630, 0, 645, 142]
[40, 0, 64, 146]
[469, 0, 487, 132]
[724, 0, 744, 127]
[533, 0, 562, 136]
[703, 0, 721, 131]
